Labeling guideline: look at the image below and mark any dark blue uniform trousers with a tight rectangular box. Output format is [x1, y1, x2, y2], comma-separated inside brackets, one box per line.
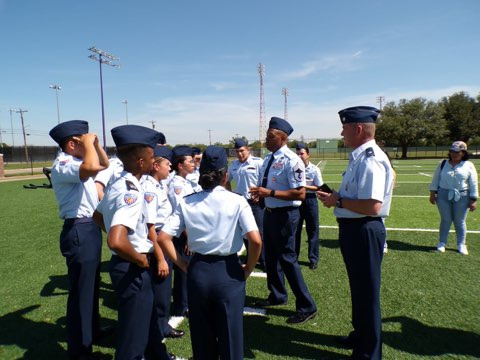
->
[244, 201, 265, 266]
[172, 233, 190, 316]
[338, 217, 385, 360]
[188, 253, 245, 360]
[150, 255, 173, 338]
[60, 218, 102, 358]
[295, 193, 320, 264]
[263, 207, 316, 313]
[110, 255, 170, 360]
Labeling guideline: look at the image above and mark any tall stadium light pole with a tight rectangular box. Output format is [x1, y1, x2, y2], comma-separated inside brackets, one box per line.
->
[8, 108, 15, 148]
[122, 100, 129, 124]
[282, 87, 289, 120]
[49, 84, 61, 124]
[88, 46, 120, 149]
[15, 109, 29, 163]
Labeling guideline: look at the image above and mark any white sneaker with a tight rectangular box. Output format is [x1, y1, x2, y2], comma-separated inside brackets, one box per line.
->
[458, 244, 469, 255]
[436, 243, 446, 253]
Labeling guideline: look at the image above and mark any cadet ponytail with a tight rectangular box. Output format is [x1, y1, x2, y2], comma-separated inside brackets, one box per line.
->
[199, 168, 227, 190]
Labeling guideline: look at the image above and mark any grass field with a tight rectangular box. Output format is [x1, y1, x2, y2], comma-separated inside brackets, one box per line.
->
[1, 158, 479, 359]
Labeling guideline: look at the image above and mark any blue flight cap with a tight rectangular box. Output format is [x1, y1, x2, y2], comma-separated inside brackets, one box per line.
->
[269, 117, 294, 136]
[233, 138, 248, 149]
[200, 145, 228, 172]
[338, 106, 381, 124]
[191, 146, 201, 155]
[111, 125, 162, 148]
[172, 145, 193, 159]
[295, 142, 307, 151]
[158, 132, 166, 145]
[154, 145, 173, 161]
[49, 120, 89, 145]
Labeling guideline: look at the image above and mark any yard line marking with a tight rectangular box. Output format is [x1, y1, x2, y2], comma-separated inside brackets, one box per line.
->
[418, 172, 432, 177]
[169, 315, 186, 329]
[244, 307, 267, 316]
[251, 271, 267, 278]
[393, 195, 429, 198]
[320, 225, 480, 234]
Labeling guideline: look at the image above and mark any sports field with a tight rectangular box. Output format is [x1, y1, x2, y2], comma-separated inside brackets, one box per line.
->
[0, 158, 479, 359]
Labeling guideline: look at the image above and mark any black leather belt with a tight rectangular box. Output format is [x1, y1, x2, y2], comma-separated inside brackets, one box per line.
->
[265, 206, 298, 213]
[64, 217, 94, 224]
[337, 217, 381, 224]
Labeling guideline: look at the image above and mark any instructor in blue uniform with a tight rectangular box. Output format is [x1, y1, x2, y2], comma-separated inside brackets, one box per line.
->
[49, 120, 109, 360]
[250, 117, 317, 324]
[318, 106, 394, 360]
[158, 146, 262, 360]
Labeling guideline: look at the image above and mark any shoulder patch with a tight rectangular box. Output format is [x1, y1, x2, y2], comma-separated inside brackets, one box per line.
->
[293, 162, 304, 181]
[144, 192, 156, 203]
[366, 147, 375, 157]
[124, 193, 138, 205]
[126, 180, 139, 191]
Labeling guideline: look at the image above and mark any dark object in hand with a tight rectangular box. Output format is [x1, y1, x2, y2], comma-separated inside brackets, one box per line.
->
[317, 183, 333, 193]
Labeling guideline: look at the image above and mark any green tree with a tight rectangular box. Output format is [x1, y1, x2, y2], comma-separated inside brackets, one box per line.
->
[376, 98, 446, 158]
[441, 91, 479, 142]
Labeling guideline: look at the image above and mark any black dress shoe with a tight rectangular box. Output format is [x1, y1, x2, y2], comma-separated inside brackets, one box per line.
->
[93, 325, 115, 342]
[286, 310, 317, 324]
[166, 328, 185, 338]
[336, 335, 356, 349]
[309, 262, 318, 270]
[253, 298, 287, 307]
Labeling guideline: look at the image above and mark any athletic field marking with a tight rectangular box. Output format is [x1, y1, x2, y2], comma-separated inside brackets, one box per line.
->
[320, 225, 480, 234]
[244, 307, 267, 316]
[418, 172, 432, 177]
[392, 195, 429, 198]
[251, 271, 267, 278]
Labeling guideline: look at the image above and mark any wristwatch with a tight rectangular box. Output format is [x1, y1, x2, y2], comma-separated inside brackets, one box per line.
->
[336, 197, 343, 208]
[270, 190, 276, 198]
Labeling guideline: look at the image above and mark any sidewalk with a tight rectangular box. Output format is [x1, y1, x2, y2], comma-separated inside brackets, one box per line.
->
[0, 167, 47, 183]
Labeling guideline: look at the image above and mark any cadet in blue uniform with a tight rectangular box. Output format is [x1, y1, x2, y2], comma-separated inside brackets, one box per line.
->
[250, 117, 317, 324]
[295, 143, 323, 269]
[158, 146, 262, 360]
[186, 146, 202, 187]
[318, 106, 394, 360]
[226, 137, 266, 268]
[93, 125, 175, 360]
[168, 145, 199, 316]
[141, 146, 185, 340]
[49, 120, 109, 360]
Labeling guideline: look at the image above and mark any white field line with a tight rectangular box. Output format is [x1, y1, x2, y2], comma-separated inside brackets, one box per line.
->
[320, 225, 480, 234]
[418, 172, 432, 177]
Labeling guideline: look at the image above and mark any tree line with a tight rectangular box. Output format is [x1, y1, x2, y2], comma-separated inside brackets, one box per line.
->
[376, 91, 480, 158]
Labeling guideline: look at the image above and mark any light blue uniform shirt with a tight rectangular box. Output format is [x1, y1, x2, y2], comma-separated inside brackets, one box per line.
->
[259, 145, 306, 208]
[168, 174, 198, 210]
[334, 140, 394, 219]
[228, 155, 263, 199]
[304, 162, 323, 193]
[141, 174, 173, 230]
[51, 151, 98, 219]
[162, 186, 258, 255]
[94, 155, 124, 188]
[429, 160, 478, 201]
[97, 171, 153, 254]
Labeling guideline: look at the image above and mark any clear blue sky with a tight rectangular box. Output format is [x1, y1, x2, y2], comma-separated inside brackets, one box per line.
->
[1, 0, 479, 147]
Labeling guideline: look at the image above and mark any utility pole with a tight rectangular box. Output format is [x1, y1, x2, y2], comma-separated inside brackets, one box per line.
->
[208, 129, 212, 145]
[16, 109, 29, 163]
[376, 96, 385, 111]
[8, 108, 15, 161]
[88, 46, 120, 150]
[282, 87, 289, 120]
[49, 84, 61, 124]
[149, 120, 156, 129]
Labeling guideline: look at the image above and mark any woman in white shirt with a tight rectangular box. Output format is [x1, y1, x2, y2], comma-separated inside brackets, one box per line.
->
[430, 141, 478, 255]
